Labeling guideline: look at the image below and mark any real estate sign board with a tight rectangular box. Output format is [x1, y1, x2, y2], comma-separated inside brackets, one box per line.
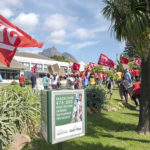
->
[41, 89, 87, 144]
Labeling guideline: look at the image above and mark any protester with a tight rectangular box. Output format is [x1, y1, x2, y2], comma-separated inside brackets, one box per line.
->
[124, 69, 132, 98]
[31, 74, 36, 89]
[121, 76, 130, 107]
[51, 75, 58, 89]
[19, 74, 25, 87]
[82, 73, 89, 87]
[75, 74, 82, 89]
[134, 68, 140, 78]
[116, 71, 122, 85]
[132, 77, 141, 108]
[36, 74, 43, 90]
[42, 74, 49, 90]
[67, 74, 75, 89]
[89, 73, 96, 85]
[107, 77, 113, 99]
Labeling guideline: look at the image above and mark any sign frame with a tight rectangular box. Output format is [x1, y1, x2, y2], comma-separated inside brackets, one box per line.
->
[41, 89, 87, 144]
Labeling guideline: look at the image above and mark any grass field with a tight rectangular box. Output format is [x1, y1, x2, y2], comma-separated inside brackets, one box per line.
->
[23, 87, 150, 150]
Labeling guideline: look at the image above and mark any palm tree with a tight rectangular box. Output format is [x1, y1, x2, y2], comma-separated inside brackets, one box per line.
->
[102, 0, 150, 134]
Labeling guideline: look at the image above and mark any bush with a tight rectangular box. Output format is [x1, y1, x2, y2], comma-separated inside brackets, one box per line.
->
[25, 80, 32, 85]
[10, 80, 18, 85]
[86, 85, 108, 110]
[0, 85, 40, 149]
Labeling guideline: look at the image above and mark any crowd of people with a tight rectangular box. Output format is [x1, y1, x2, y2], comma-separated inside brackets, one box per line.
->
[18, 67, 141, 109]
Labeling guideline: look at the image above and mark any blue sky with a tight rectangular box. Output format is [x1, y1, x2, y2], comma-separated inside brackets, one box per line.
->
[0, 0, 125, 63]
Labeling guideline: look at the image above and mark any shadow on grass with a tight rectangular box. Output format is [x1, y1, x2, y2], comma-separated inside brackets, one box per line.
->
[98, 132, 150, 143]
[26, 138, 126, 150]
[87, 113, 137, 134]
[121, 112, 139, 117]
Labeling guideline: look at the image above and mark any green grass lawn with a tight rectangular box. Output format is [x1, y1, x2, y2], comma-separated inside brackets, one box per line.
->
[23, 87, 150, 150]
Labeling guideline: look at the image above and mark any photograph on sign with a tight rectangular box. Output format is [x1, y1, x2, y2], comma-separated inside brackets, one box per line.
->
[51, 90, 85, 144]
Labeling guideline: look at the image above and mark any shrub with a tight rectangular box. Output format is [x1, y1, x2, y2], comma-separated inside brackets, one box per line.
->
[25, 80, 32, 85]
[86, 85, 108, 110]
[0, 85, 40, 149]
[10, 80, 18, 85]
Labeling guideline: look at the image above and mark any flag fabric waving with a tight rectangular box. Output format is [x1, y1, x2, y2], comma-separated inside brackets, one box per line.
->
[72, 63, 80, 71]
[86, 62, 97, 72]
[98, 54, 114, 68]
[0, 15, 43, 67]
[134, 57, 141, 66]
[32, 64, 38, 74]
[120, 56, 129, 64]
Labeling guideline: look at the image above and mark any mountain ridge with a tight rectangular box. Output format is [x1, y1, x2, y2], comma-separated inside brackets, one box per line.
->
[39, 47, 77, 62]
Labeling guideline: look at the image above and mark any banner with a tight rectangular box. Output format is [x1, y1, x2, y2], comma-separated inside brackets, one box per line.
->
[98, 54, 114, 68]
[0, 15, 43, 67]
[72, 63, 80, 71]
[120, 56, 129, 64]
[134, 57, 141, 66]
[32, 64, 38, 74]
[86, 62, 97, 72]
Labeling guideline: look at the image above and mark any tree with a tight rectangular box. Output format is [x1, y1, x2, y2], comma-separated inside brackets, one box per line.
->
[102, 0, 150, 134]
[123, 41, 137, 58]
[49, 55, 71, 62]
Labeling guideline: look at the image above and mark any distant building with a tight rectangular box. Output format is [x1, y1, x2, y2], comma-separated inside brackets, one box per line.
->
[0, 52, 70, 83]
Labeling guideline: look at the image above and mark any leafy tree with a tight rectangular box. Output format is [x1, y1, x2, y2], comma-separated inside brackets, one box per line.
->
[92, 65, 104, 74]
[123, 41, 137, 58]
[103, 0, 150, 134]
[49, 55, 71, 62]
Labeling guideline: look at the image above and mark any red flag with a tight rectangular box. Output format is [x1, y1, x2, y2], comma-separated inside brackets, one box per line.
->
[99, 72, 104, 80]
[72, 63, 80, 71]
[120, 57, 129, 64]
[134, 57, 141, 66]
[98, 54, 114, 68]
[86, 62, 97, 72]
[32, 64, 38, 74]
[0, 15, 43, 67]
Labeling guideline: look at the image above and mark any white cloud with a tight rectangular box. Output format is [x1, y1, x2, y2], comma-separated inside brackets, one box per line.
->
[70, 41, 99, 49]
[0, 0, 22, 18]
[0, 8, 14, 18]
[12, 13, 39, 33]
[44, 14, 68, 31]
[75, 28, 95, 40]
[92, 25, 109, 33]
[47, 30, 71, 45]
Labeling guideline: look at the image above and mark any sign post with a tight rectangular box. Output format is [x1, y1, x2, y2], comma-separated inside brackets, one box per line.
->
[41, 89, 87, 148]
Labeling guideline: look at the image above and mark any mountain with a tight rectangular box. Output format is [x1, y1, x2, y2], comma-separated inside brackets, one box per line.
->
[39, 47, 77, 62]
[62, 52, 76, 62]
[39, 47, 62, 57]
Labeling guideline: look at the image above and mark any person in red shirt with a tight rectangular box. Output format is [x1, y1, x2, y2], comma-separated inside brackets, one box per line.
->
[132, 77, 141, 107]
[19, 74, 25, 87]
[134, 68, 140, 78]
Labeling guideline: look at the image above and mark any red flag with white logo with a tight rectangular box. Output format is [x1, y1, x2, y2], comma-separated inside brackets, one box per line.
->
[134, 57, 141, 66]
[32, 64, 38, 74]
[72, 63, 80, 71]
[0, 15, 43, 67]
[98, 54, 114, 68]
[120, 56, 129, 64]
[86, 62, 97, 72]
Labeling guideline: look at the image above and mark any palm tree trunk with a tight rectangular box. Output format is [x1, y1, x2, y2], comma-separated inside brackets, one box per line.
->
[138, 54, 150, 134]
